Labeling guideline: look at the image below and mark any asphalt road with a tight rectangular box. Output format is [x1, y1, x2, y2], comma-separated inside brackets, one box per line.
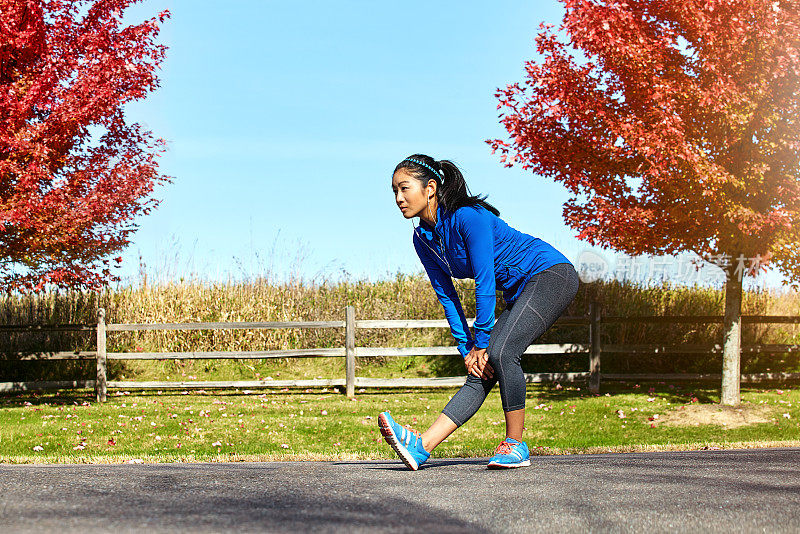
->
[1, 447, 798, 533]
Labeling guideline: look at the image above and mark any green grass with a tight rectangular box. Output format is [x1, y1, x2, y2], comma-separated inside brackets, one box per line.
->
[1, 381, 798, 464]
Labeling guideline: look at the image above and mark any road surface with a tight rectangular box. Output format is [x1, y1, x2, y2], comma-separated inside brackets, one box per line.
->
[1, 447, 798, 533]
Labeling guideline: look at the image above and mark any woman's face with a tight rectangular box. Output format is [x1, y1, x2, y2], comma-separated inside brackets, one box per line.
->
[392, 168, 434, 219]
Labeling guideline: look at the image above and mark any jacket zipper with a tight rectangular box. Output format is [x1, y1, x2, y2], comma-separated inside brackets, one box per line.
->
[433, 229, 453, 274]
[417, 227, 454, 277]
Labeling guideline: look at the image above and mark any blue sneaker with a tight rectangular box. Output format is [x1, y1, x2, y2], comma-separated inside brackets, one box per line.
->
[487, 438, 531, 469]
[378, 411, 430, 470]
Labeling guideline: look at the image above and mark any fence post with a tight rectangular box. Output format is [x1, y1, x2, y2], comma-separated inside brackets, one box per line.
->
[96, 308, 107, 403]
[345, 305, 355, 398]
[589, 301, 601, 394]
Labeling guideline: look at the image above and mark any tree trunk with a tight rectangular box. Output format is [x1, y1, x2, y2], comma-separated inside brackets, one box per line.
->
[721, 264, 743, 406]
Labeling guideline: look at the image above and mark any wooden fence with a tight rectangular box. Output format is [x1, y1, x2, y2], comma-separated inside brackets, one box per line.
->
[1, 304, 799, 402]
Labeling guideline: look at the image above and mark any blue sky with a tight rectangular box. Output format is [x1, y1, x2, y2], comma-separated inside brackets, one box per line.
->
[114, 0, 788, 292]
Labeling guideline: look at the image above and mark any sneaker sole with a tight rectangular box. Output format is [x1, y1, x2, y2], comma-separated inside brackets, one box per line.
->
[487, 459, 531, 469]
[378, 413, 420, 471]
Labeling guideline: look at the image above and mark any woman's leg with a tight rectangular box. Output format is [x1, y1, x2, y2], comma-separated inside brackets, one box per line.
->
[490, 262, 579, 439]
[504, 408, 525, 441]
[420, 304, 515, 451]
[420, 413, 457, 452]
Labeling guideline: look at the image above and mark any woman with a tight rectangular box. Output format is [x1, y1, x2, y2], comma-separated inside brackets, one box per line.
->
[378, 154, 580, 470]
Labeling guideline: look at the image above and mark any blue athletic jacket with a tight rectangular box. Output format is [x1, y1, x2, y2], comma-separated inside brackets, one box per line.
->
[413, 203, 572, 358]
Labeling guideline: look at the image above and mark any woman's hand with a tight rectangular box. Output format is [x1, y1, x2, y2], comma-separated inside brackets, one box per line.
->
[464, 347, 493, 380]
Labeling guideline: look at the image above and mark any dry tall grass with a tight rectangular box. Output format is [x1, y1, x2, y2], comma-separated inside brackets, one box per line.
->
[1, 264, 798, 383]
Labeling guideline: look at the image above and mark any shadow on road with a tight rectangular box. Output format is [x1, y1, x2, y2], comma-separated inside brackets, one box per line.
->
[0, 463, 491, 533]
[335, 458, 488, 471]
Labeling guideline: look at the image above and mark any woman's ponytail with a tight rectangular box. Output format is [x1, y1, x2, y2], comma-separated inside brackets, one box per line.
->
[438, 159, 500, 216]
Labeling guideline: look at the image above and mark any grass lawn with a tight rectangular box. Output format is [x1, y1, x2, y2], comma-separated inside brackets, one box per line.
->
[0, 381, 798, 464]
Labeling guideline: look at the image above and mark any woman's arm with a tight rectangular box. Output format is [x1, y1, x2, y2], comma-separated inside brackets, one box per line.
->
[459, 207, 496, 350]
[413, 233, 475, 358]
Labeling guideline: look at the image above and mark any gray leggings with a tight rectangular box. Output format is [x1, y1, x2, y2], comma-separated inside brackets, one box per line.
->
[441, 262, 580, 427]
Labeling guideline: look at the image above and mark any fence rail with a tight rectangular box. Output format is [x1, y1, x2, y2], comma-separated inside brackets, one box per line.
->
[1, 303, 799, 402]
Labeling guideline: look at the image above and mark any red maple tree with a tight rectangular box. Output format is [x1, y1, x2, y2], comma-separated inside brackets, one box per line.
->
[487, 0, 799, 405]
[0, 0, 171, 293]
